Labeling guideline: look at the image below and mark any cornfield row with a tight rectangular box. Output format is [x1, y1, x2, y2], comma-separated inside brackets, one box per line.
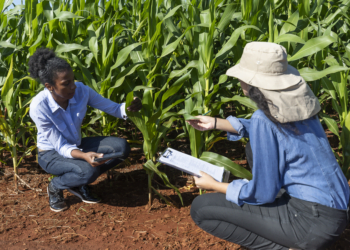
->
[1, 0, 350, 204]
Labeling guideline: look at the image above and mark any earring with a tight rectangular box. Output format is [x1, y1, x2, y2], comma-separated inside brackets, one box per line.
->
[50, 90, 53, 93]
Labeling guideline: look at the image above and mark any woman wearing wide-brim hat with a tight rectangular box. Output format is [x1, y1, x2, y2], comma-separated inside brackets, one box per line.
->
[187, 42, 350, 250]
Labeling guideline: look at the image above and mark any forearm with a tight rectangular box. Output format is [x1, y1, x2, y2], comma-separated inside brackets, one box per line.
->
[71, 149, 86, 160]
[216, 118, 238, 134]
[212, 182, 229, 194]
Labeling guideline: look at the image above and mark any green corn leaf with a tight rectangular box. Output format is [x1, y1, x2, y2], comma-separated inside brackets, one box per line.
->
[220, 96, 258, 110]
[161, 70, 191, 105]
[274, 34, 305, 44]
[70, 54, 97, 91]
[87, 31, 98, 63]
[169, 61, 198, 79]
[341, 112, 350, 178]
[299, 66, 348, 81]
[0, 41, 16, 48]
[0, 0, 13, 13]
[200, 152, 252, 180]
[55, 11, 84, 21]
[216, 25, 261, 59]
[320, 77, 337, 100]
[332, 100, 343, 119]
[1, 56, 13, 117]
[148, 5, 182, 50]
[133, 86, 157, 92]
[110, 63, 145, 90]
[319, 113, 340, 138]
[288, 35, 336, 61]
[29, 23, 48, 54]
[280, 10, 299, 35]
[153, 116, 179, 153]
[144, 160, 183, 205]
[112, 42, 145, 70]
[214, 3, 235, 38]
[161, 99, 185, 116]
[55, 43, 89, 53]
[160, 26, 195, 58]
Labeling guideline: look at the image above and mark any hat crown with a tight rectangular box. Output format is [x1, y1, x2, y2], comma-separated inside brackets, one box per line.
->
[240, 42, 288, 75]
[225, 41, 302, 90]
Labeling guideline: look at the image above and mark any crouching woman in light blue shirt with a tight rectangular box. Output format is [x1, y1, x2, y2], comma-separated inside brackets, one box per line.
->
[29, 48, 142, 212]
[187, 42, 350, 250]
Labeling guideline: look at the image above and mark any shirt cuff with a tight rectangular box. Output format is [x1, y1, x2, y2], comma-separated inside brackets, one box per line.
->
[226, 179, 249, 206]
[226, 116, 245, 141]
[121, 103, 128, 120]
[62, 145, 80, 159]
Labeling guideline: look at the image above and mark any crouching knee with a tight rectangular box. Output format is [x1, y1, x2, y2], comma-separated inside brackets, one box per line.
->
[106, 137, 130, 159]
[119, 138, 130, 159]
[190, 195, 207, 226]
[80, 167, 100, 185]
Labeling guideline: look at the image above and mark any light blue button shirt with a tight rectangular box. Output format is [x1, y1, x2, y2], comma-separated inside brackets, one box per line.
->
[225, 110, 350, 210]
[29, 82, 127, 159]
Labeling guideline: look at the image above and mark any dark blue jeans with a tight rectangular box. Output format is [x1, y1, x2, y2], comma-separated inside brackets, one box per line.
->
[38, 136, 130, 189]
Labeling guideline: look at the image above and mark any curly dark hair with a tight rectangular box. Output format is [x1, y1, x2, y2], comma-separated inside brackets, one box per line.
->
[28, 48, 71, 86]
[248, 86, 300, 134]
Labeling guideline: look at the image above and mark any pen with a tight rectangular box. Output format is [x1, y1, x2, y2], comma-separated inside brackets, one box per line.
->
[202, 110, 211, 116]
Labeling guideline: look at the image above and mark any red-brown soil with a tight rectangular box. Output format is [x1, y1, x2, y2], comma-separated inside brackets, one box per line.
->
[0, 129, 349, 250]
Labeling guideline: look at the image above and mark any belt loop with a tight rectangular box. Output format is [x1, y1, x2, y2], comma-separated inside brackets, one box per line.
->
[347, 205, 350, 223]
[312, 204, 319, 217]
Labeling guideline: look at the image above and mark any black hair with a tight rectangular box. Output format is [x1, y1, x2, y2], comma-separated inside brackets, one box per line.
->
[28, 48, 72, 86]
[248, 86, 300, 135]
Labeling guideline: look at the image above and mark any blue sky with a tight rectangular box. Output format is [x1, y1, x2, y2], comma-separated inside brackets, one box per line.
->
[12, 0, 22, 5]
[7, 0, 23, 10]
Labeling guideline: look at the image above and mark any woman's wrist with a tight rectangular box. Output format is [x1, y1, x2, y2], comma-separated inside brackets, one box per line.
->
[213, 182, 229, 194]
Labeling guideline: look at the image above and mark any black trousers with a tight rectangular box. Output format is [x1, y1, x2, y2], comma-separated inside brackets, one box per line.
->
[190, 142, 349, 249]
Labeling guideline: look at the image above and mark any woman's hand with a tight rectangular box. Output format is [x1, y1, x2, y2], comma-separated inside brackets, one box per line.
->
[194, 171, 229, 194]
[194, 171, 218, 190]
[127, 97, 142, 112]
[83, 152, 110, 167]
[186, 116, 215, 131]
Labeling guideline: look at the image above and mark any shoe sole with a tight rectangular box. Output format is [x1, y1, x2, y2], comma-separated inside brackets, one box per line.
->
[47, 187, 68, 212]
[67, 188, 101, 204]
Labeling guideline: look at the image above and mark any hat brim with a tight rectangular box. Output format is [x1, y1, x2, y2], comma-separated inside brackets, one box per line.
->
[226, 64, 302, 90]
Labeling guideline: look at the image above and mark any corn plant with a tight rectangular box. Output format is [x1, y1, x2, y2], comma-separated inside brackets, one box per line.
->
[0, 58, 36, 190]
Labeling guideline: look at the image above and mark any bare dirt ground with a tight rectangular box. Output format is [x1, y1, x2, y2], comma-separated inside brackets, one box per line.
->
[0, 129, 349, 250]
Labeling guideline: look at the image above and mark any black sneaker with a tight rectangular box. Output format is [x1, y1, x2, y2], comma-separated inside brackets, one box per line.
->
[47, 182, 68, 212]
[67, 185, 101, 203]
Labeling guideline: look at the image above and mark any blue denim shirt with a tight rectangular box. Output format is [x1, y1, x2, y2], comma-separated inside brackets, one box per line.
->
[29, 82, 127, 159]
[226, 110, 350, 210]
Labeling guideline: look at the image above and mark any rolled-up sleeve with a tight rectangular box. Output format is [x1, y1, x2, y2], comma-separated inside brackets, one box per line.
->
[226, 179, 249, 206]
[226, 117, 283, 206]
[30, 109, 79, 158]
[226, 116, 250, 141]
[86, 85, 127, 120]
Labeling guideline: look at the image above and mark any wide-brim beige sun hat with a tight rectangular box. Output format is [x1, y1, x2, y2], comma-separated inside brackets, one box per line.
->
[226, 42, 303, 90]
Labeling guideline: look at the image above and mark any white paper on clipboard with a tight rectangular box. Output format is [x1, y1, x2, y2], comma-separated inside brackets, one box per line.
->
[157, 148, 230, 183]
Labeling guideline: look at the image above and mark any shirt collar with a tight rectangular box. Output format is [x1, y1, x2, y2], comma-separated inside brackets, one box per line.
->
[45, 88, 77, 113]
